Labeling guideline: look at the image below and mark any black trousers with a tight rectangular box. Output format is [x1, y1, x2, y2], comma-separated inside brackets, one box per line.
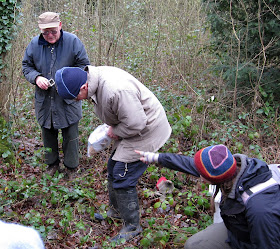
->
[41, 122, 79, 168]
[107, 152, 148, 189]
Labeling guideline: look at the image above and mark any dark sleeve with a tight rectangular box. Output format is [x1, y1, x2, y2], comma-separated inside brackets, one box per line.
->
[72, 37, 90, 68]
[22, 42, 41, 84]
[158, 153, 200, 177]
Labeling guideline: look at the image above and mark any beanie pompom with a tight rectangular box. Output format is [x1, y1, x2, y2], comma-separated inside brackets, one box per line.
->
[194, 144, 237, 184]
[55, 67, 87, 99]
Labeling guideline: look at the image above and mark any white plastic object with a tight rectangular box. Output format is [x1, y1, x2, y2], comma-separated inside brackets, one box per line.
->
[87, 124, 112, 157]
[0, 220, 45, 249]
[208, 184, 223, 223]
[48, 78, 55, 87]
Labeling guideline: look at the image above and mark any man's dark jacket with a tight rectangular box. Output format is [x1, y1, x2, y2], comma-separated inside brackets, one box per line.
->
[22, 30, 90, 129]
[158, 153, 280, 248]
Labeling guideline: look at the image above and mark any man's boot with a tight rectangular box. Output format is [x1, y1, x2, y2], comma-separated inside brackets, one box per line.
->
[107, 179, 121, 219]
[110, 187, 142, 242]
[46, 159, 60, 176]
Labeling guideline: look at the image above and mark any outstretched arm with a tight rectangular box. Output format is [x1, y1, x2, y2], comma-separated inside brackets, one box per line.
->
[135, 151, 200, 177]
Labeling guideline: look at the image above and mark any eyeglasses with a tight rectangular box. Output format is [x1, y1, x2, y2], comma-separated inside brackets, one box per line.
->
[42, 30, 58, 36]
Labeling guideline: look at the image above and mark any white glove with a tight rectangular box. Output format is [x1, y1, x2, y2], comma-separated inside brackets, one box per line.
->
[135, 150, 159, 164]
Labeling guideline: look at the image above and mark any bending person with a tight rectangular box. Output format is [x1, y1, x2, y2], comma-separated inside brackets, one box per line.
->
[55, 66, 172, 242]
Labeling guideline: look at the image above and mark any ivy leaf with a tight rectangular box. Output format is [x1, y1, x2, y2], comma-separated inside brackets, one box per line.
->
[2, 150, 11, 158]
[154, 201, 161, 209]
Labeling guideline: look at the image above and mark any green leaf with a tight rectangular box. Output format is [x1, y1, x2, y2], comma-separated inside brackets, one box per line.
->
[140, 237, 151, 247]
[168, 198, 174, 205]
[2, 150, 11, 158]
[154, 201, 161, 209]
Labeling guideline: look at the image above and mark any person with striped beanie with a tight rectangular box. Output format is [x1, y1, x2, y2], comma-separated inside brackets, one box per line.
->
[194, 144, 237, 184]
[136, 144, 280, 249]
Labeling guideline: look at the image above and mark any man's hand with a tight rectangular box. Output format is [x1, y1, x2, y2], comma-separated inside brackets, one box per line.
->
[107, 126, 119, 140]
[135, 150, 159, 164]
[35, 76, 50, 90]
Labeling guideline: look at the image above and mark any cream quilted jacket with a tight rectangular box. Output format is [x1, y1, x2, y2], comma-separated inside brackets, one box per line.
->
[85, 65, 171, 163]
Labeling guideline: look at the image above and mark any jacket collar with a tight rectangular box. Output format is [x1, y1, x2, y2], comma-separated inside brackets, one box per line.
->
[228, 154, 249, 199]
[38, 29, 64, 46]
[85, 66, 99, 104]
[228, 154, 271, 199]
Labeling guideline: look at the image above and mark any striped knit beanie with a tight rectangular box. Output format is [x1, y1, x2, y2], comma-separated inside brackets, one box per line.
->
[194, 144, 237, 184]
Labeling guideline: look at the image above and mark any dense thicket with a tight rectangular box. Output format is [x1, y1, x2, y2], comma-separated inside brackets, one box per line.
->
[204, 0, 280, 104]
[0, 0, 20, 118]
[0, 0, 20, 57]
[0, 0, 20, 160]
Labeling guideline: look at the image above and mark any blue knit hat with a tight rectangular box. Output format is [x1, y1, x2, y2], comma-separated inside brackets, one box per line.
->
[194, 144, 237, 184]
[55, 67, 87, 99]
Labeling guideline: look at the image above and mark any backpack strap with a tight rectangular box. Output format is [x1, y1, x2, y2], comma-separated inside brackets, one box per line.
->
[241, 164, 280, 205]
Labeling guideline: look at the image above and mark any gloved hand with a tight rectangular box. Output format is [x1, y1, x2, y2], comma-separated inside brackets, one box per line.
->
[135, 150, 159, 164]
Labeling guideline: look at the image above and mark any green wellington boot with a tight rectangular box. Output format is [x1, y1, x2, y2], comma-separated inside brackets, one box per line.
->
[107, 179, 121, 219]
[110, 187, 142, 243]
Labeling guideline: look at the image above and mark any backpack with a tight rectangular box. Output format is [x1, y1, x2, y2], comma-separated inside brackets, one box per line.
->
[241, 164, 280, 205]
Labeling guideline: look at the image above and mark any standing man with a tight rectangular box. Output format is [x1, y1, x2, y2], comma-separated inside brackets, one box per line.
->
[54, 66, 172, 242]
[22, 12, 90, 175]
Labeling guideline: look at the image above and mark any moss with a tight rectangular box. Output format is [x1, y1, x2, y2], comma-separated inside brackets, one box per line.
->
[0, 115, 14, 163]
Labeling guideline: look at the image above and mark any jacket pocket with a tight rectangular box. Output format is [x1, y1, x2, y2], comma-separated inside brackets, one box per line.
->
[34, 90, 48, 124]
[63, 99, 82, 124]
[35, 90, 45, 103]
[63, 99, 77, 105]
